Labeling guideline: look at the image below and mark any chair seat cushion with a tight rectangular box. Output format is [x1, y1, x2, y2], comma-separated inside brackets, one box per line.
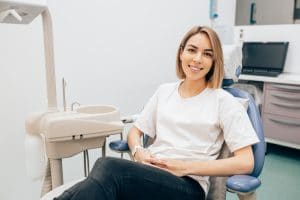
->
[226, 175, 261, 193]
[109, 140, 129, 152]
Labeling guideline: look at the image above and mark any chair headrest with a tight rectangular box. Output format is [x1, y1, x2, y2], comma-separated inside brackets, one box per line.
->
[222, 44, 243, 87]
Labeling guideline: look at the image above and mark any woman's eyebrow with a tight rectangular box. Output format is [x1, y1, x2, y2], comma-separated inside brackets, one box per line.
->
[186, 44, 213, 52]
[186, 44, 198, 49]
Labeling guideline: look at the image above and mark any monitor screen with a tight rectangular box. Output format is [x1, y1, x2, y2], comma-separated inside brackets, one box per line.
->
[242, 42, 289, 70]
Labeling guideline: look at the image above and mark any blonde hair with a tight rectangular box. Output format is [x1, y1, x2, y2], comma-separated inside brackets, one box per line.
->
[176, 26, 224, 88]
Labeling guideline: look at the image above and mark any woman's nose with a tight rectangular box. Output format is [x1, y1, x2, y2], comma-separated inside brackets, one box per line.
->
[193, 52, 202, 62]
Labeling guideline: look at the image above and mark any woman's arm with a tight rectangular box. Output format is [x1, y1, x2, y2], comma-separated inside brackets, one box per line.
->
[128, 126, 154, 163]
[186, 145, 254, 176]
[128, 126, 143, 150]
[146, 145, 254, 177]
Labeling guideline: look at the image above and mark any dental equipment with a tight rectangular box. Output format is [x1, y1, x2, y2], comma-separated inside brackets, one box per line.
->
[0, 0, 124, 195]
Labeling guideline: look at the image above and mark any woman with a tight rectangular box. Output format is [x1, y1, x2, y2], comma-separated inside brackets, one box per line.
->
[55, 26, 259, 200]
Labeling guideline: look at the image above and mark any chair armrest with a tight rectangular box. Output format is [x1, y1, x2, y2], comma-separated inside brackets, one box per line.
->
[226, 175, 261, 194]
[109, 140, 130, 152]
[110, 114, 138, 151]
[121, 114, 139, 123]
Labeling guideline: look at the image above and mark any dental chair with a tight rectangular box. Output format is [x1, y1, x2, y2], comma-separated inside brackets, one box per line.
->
[108, 81, 265, 200]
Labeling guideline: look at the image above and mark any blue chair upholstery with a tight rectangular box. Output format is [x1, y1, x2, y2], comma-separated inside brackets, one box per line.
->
[109, 140, 129, 152]
[224, 87, 265, 196]
[109, 81, 265, 199]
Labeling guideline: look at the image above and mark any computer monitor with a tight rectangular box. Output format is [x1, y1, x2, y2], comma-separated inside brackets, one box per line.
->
[242, 42, 289, 77]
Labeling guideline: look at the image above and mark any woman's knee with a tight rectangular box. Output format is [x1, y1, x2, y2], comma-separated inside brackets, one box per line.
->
[89, 157, 127, 181]
[92, 157, 123, 171]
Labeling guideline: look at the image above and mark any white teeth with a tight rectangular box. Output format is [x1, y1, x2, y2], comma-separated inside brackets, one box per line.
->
[189, 65, 203, 71]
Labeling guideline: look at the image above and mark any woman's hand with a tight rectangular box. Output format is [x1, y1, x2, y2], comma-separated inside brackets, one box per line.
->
[144, 158, 189, 177]
[134, 148, 154, 164]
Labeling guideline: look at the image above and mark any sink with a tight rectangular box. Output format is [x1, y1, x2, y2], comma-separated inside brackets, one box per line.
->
[75, 105, 120, 122]
[76, 105, 116, 114]
[40, 105, 124, 142]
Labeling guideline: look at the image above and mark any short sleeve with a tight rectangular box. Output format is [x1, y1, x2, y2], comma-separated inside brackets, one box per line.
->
[134, 88, 159, 138]
[219, 93, 259, 152]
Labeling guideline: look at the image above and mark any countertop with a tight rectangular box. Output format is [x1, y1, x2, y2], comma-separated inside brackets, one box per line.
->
[239, 72, 300, 85]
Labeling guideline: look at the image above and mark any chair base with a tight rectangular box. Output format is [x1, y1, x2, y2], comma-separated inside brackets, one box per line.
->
[237, 192, 256, 200]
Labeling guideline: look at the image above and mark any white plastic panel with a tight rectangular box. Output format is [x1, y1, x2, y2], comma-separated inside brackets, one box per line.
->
[0, 0, 47, 24]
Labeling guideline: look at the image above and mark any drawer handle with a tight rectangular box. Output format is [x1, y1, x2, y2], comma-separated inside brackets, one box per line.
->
[269, 118, 300, 127]
[271, 94, 300, 101]
[271, 102, 300, 109]
[271, 84, 300, 91]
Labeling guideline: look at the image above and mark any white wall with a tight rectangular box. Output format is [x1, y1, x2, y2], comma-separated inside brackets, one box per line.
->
[214, 0, 236, 27]
[48, 0, 211, 115]
[0, 1, 210, 199]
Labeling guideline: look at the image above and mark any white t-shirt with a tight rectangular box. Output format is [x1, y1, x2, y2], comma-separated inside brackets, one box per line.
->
[134, 82, 259, 195]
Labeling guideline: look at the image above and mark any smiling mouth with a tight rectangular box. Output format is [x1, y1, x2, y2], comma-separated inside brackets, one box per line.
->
[188, 65, 204, 72]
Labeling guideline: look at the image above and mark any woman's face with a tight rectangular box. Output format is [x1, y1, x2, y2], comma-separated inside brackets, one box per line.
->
[180, 33, 214, 82]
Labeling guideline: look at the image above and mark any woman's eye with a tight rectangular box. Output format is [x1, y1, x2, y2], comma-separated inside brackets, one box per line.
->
[187, 48, 196, 53]
[203, 52, 213, 58]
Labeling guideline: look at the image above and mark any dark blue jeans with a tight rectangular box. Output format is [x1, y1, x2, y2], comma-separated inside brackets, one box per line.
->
[55, 157, 205, 200]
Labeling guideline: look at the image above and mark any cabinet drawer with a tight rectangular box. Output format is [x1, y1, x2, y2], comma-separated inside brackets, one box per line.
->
[266, 83, 300, 92]
[263, 113, 300, 145]
[264, 89, 300, 118]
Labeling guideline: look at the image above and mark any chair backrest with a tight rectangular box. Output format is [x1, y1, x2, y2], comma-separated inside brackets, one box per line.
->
[224, 87, 265, 177]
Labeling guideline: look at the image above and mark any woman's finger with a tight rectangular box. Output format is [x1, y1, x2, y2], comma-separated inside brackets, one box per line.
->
[142, 161, 164, 169]
[145, 158, 158, 164]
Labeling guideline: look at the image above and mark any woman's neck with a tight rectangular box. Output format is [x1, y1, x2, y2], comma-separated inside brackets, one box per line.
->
[179, 79, 207, 98]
